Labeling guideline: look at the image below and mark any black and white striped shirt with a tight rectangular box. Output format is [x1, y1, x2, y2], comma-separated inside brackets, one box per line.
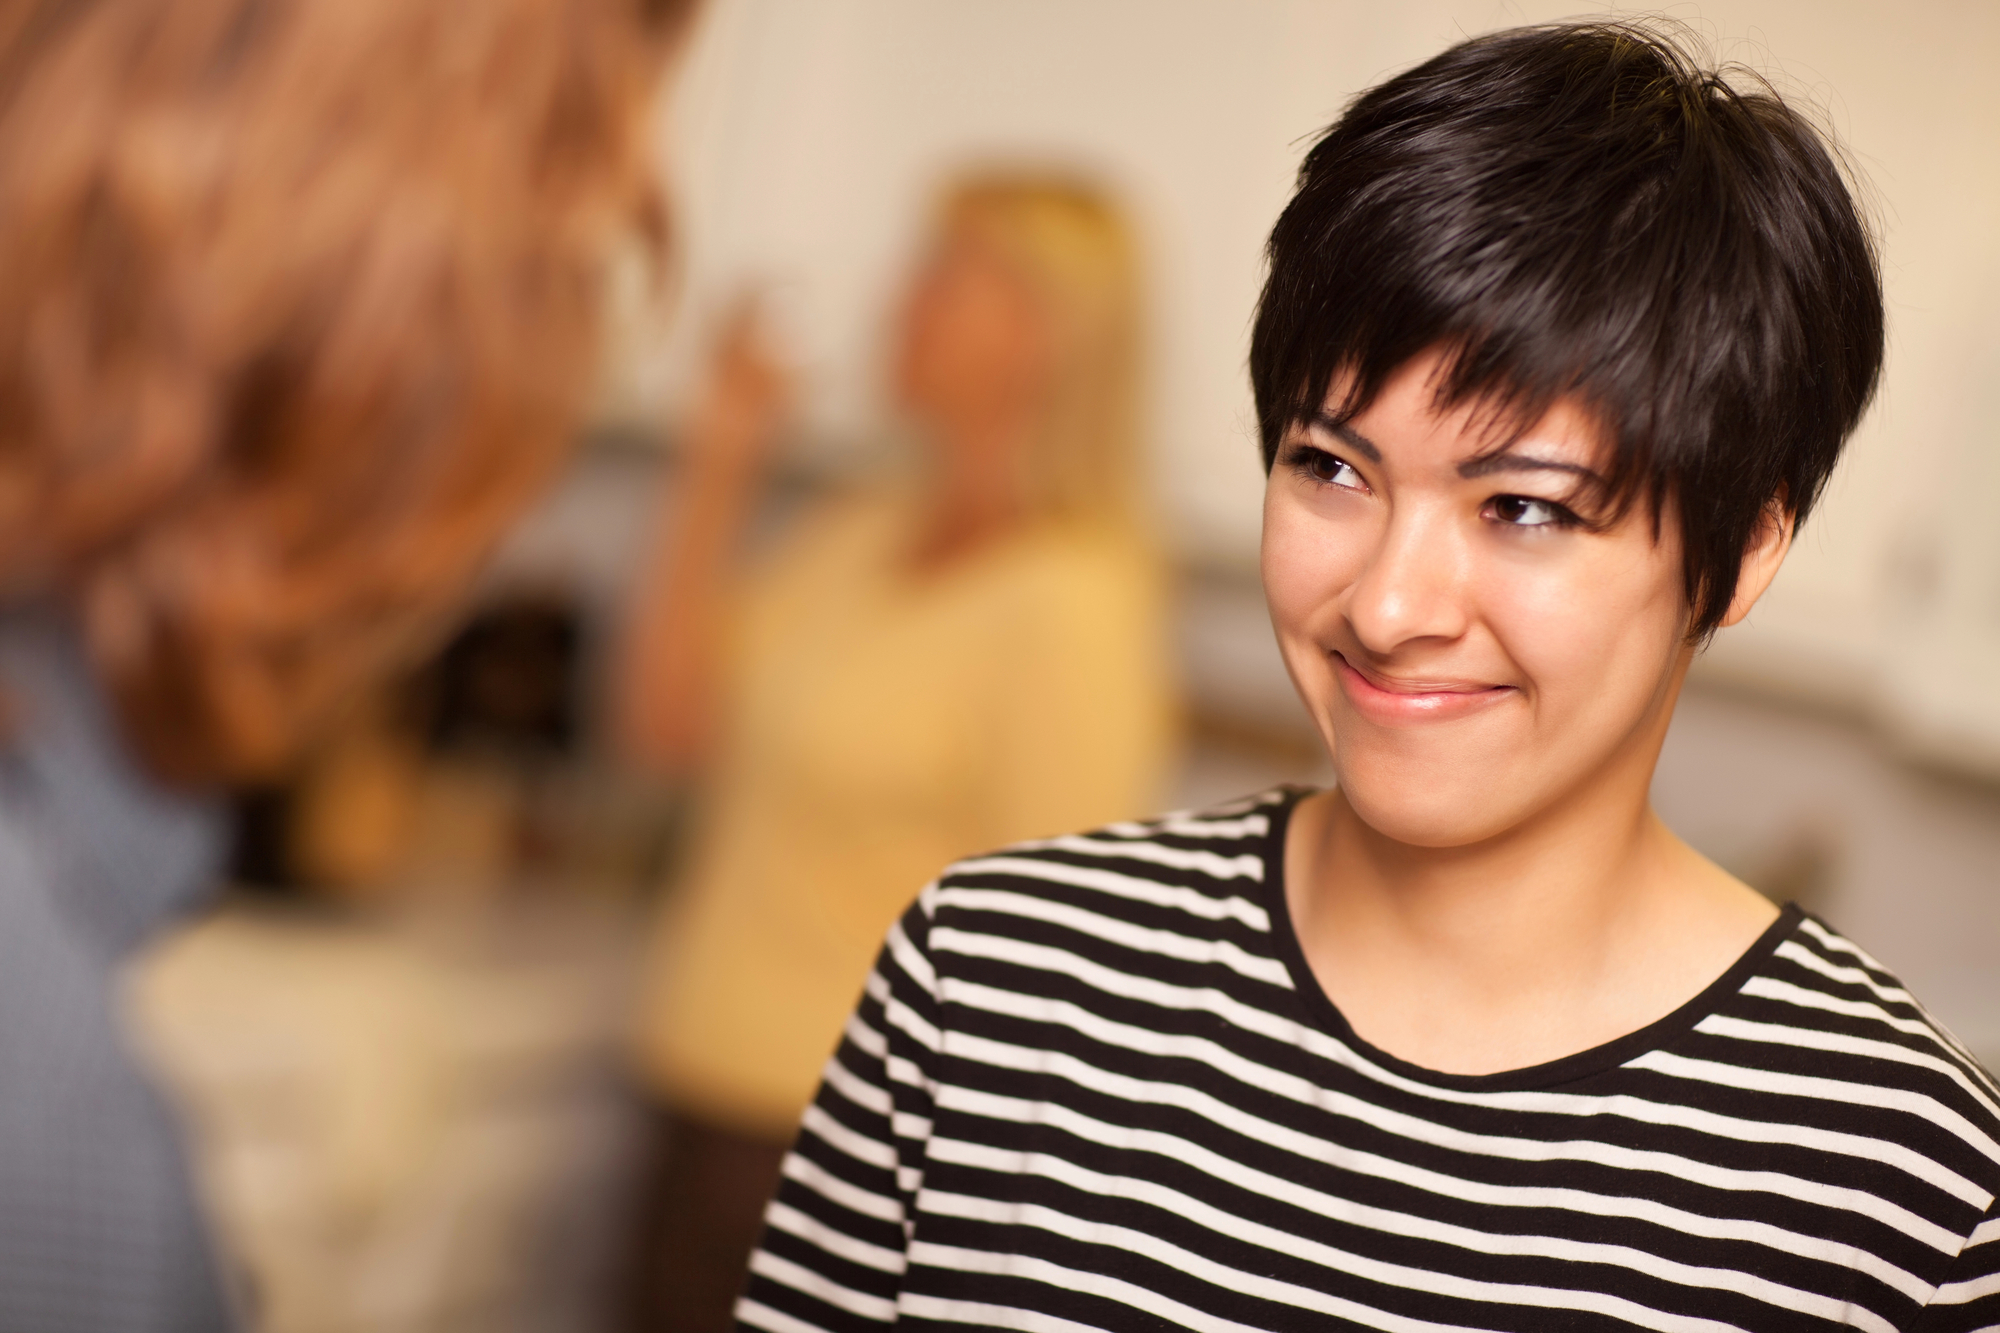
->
[739, 788, 2000, 1332]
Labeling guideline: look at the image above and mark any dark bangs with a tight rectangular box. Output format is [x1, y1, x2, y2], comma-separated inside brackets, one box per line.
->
[1249, 21, 1884, 637]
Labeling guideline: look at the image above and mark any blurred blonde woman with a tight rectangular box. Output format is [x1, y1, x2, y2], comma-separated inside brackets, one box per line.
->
[0, 0, 687, 1327]
[620, 175, 1178, 1329]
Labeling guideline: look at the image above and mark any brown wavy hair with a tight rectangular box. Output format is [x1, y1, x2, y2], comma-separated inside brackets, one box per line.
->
[0, 0, 689, 783]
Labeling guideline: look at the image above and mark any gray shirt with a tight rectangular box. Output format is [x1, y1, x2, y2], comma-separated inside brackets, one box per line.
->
[0, 610, 234, 1331]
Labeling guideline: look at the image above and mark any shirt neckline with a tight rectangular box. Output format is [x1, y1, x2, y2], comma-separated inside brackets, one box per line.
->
[1259, 785, 1804, 1093]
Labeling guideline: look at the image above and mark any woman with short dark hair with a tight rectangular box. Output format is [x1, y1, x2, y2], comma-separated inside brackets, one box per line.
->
[738, 21, 2000, 1332]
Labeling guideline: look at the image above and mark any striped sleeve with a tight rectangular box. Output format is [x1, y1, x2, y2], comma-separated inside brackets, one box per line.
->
[736, 890, 939, 1331]
[1917, 1204, 2000, 1333]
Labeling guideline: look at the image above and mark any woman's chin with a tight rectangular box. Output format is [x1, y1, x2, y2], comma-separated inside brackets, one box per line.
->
[1331, 760, 1540, 850]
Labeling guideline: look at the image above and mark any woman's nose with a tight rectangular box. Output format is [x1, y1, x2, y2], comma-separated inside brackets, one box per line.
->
[1342, 507, 1471, 654]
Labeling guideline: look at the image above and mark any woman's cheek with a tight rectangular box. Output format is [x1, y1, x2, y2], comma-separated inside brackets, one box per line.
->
[1478, 562, 1597, 693]
[1479, 540, 1683, 716]
[1260, 513, 1314, 626]
[1261, 488, 1366, 624]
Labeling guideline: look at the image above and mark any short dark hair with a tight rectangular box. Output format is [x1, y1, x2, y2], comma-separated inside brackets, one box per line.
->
[1249, 20, 1883, 637]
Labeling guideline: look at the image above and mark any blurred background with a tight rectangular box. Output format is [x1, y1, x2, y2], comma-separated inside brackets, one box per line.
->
[113, 1, 1998, 1329]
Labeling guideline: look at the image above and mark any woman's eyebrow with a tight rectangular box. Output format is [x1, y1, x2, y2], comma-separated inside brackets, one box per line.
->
[1458, 451, 1604, 484]
[1310, 413, 1381, 462]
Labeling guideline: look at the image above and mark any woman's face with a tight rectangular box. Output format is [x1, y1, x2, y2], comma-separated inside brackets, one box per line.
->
[893, 224, 1047, 440]
[1261, 348, 1692, 848]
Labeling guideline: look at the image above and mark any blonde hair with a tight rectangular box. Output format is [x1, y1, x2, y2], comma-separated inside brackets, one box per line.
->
[936, 173, 1143, 526]
[0, 0, 687, 783]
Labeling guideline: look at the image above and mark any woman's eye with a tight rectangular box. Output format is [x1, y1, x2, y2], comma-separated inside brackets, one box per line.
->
[1294, 447, 1364, 490]
[1488, 495, 1569, 527]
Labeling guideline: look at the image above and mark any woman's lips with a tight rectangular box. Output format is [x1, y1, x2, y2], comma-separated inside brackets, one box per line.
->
[1332, 652, 1517, 725]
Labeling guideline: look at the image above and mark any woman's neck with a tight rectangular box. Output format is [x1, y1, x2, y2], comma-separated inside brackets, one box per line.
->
[907, 419, 1034, 573]
[1285, 748, 1777, 1076]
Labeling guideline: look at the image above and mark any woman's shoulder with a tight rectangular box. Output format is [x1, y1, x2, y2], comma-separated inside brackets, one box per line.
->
[769, 485, 907, 557]
[975, 515, 1159, 589]
[955, 520, 1168, 652]
[739, 486, 911, 605]
[1709, 910, 2000, 1183]
[1744, 913, 1997, 1077]
[908, 789, 1297, 958]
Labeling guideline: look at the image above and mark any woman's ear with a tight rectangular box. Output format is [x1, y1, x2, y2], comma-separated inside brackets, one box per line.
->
[1718, 498, 1795, 629]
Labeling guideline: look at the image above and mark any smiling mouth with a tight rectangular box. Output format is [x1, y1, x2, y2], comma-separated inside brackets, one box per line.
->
[1331, 652, 1517, 723]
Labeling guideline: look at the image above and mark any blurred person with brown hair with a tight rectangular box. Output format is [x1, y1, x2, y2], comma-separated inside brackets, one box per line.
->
[0, 0, 689, 1326]
[618, 175, 1178, 1329]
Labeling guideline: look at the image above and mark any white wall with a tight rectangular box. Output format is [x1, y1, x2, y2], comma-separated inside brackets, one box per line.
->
[605, 0, 2000, 775]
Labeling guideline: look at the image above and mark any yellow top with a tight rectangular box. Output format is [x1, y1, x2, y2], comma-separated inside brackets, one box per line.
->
[634, 490, 1177, 1139]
